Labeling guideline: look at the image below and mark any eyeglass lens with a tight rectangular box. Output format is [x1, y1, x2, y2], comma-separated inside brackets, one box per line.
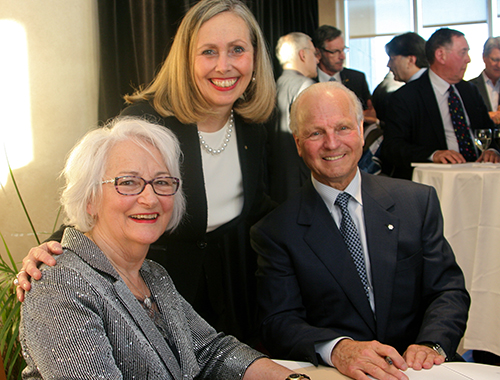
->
[115, 176, 178, 196]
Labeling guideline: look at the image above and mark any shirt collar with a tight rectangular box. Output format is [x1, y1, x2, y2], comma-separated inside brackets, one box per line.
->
[429, 67, 453, 96]
[312, 169, 362, 213]
[317, 67, 341, 83]
[482, 70, 500, 89]
[409, 67, 427, 82]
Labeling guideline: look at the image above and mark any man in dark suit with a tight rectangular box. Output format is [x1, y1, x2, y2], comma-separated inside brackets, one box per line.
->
[267, 32, 318, 203]
[373, 33, 427, 125]
[251, 81, 470, 380]
[469, 37, 500, 124]
[383, 28, 499, 179]
[313, 25, 377, 126]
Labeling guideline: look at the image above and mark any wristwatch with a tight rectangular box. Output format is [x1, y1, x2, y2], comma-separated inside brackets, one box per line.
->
[286, 374, 311, 380]
[421, 342, 448, 360]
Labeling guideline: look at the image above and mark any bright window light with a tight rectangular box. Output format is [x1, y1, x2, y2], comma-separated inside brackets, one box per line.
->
[0, 19, 32, 186]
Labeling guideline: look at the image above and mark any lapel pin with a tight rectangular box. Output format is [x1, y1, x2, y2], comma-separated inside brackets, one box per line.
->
[387, 224, 394, 230]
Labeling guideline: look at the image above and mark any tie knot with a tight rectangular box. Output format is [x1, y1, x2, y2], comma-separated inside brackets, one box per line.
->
[335, 192, 351, 210]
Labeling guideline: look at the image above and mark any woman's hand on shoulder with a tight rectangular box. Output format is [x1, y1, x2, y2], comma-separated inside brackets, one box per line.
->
[16, 241, 62, 302]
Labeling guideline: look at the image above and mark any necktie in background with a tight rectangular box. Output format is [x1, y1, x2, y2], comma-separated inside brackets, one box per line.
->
[448, 86, 477, 161]
[335, 192, 370, 300]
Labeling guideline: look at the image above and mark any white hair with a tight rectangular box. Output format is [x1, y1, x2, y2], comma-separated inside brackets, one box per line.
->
[276, 32, 313, 66]
[289, 81, 363, 135]
[61, 117, 185, 232]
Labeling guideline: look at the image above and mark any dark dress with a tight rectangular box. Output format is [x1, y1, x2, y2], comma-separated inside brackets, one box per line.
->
[119, 101, 274, 344]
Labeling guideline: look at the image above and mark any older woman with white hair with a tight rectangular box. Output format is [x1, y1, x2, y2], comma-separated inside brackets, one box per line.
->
[17, 0, 277, 344]
[19, 118, 300, 380]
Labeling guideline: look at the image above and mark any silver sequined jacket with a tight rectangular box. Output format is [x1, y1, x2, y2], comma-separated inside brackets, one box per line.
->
[20, 228, 264, 379]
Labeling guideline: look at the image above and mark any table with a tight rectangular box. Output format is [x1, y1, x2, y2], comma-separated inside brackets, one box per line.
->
[276, 360, 500, 379]
[275, 360, 349, 379]
[412, 162, 500, 357]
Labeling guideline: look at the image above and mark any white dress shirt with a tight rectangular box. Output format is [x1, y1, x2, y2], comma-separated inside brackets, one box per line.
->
[317, 67, 341, 83]
[482, 70, 500, 111]
[428, 68, 477, 159]
[312, 169, 375, 366]
[409, 67, 427, 82]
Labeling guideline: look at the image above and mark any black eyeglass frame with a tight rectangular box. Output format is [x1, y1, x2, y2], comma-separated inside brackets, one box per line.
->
[321, 46, 350, 55]
[101, 175, 180, 196]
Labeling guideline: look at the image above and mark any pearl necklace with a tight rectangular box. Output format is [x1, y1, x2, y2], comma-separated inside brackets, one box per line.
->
[198, 110, 234, 155]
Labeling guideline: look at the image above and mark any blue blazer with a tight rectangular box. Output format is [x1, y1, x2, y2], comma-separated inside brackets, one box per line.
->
[252, 172, 469, 365]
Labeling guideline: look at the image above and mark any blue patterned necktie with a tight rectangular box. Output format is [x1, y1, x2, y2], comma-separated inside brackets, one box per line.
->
[335, 192, 370, 300]
[329, 76, 337, 82]
[448, 86, 477, 161]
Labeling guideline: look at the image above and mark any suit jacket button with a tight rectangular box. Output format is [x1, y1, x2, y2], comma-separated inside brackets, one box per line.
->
[197, 241, 207, 249]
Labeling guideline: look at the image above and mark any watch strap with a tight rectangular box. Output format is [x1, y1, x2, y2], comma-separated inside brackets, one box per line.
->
[420, 342, 448, 360]
[286, 374, 311, 380]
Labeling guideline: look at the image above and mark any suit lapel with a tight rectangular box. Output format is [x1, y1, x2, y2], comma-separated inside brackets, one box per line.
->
[471, 76, 492, 111]
[167, 118, 208, 236]
[299, 182, 376, 334]
[113, 279, 183, 379]
[418, 72, 447, 148]
[63, 228, 185, 378]
[360, 173, 399, 341]
[235, 115, 258, 217]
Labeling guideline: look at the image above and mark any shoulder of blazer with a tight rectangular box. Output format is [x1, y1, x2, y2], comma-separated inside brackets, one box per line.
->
[468, 74, 483, 86]
[341, 68, 365, 80]
[393, 70, 435, 105]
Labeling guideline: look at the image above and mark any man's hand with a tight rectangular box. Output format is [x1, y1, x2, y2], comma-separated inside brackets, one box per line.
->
[15, 241, 62, 302]
[331, 339, 409, 380]
[432, 150, 466, 164]
[488, 110, 500, 124]
[477, 149, 500, 163]
[403, 344, 445, 370]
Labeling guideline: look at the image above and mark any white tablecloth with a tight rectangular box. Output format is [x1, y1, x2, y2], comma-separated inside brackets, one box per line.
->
[276, 360, 500, 379]
[412, 162, 500, 356]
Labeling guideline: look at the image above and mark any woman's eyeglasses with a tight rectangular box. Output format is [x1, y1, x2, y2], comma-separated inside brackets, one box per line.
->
[102, 176, 180, 196]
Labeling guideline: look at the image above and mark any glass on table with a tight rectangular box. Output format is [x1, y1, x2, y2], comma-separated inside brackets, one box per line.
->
[474, 129, 492, 152]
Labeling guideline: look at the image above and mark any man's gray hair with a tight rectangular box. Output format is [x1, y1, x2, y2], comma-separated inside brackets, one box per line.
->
[276, 32, 313, 66]
[483, 36, 500, 58]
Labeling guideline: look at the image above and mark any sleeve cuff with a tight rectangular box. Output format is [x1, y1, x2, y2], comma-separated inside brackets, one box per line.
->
[314, 337, 352, 367]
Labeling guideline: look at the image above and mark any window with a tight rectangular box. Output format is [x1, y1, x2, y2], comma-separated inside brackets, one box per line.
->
[344, 0, 499, 92]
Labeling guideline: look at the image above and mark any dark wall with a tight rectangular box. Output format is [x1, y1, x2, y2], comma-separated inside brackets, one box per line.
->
[98, 0, 318, 122]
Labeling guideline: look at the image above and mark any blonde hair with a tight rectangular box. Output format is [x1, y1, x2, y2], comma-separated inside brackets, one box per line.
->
[61, 117, 186, 233]
[124, 0, 276, 124]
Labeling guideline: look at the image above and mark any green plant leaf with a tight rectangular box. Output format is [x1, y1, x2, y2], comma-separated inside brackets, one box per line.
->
[7, 159, 40, 246]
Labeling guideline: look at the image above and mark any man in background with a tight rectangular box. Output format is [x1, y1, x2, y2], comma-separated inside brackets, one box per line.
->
[386, 32, 428, 84]
[313, 25, 377, 126]
[267, 32, 318, 203]
[469, 37, 500, 124]
[382, 28, 499, 179]
[373, 32, 428, 124]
